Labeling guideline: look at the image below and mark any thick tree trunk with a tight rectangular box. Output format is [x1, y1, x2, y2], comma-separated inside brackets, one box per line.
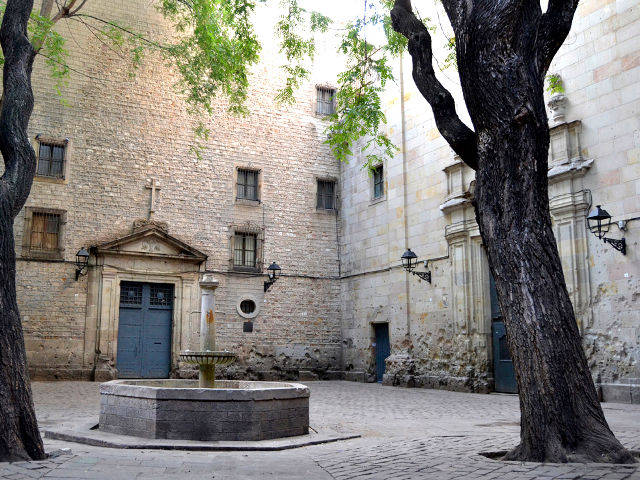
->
[0, 210, 44, 462]
[0, 0, 46, 462]
[391, 0, 636, 464]
[457, 0, 634, 464]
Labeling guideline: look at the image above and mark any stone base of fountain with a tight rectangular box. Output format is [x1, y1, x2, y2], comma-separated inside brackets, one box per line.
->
[99, 379, 310, 441]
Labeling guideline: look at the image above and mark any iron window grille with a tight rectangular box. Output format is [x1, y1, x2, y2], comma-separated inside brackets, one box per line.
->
[237, 169, 259, 201]
[26, 211, 62, 256]
[233, 232, 258, 270]
[36, 140, 66, 179]
[373, 165, 384, 199]
[316, 87, 336, 115]
[317, 180, 336, 210]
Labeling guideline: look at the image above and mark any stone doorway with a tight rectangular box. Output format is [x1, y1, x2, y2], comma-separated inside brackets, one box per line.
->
[116, 282, 174, 378]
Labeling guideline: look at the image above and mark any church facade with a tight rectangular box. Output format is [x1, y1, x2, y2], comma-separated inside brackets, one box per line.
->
[14, 0, 640, 403]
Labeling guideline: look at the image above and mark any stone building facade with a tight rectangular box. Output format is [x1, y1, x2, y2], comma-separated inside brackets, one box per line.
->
[339, 0, 640, 402]
[13, 0, 640, 403]
[16, 1, 343, 382]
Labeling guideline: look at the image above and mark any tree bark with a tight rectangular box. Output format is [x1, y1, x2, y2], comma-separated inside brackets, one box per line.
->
[392, 0, 636, 464]
[0, 0, 46, 462]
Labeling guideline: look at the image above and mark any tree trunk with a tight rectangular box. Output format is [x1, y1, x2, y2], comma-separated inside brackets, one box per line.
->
[391, 0, 636, 464]
[0, 0, 46, 462]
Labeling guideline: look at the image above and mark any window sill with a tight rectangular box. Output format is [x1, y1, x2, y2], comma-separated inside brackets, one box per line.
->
[315, 207, 337, 215]
[369, 195, 386, 206]
[232, 266, 262, 274]
[235, 198, 261, 207]
[34, 176, 66, 185]
[21, 252, 64, 261]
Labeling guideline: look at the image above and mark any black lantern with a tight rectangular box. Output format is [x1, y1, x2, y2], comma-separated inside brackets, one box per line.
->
[264, 261, 281, 292]
[587, 205, 626, 255]
[75, 247, 90, 280]
[401, 248, 431, 283]
[401, 249, 418, 272]
[587, 205, 611, 239]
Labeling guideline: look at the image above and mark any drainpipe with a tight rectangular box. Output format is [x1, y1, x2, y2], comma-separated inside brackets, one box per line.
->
[400, 54, 411, 341]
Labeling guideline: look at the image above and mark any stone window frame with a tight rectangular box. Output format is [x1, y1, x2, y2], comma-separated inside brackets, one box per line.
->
[315, 175, 339, 213]
[315, 84, 336, 116]
[236, 294, 260, 319]
[370, 163, 386, 204]
[32, 135, 71, 184]
[234, 166, 262, 206]
[21, 206, 67, 260]
[228, 222, 264, 273]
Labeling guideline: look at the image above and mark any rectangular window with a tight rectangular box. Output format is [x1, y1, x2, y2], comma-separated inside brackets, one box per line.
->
[37, 141, 66, 179]
[373, 165, 384, 199]
[317, 180, 336, 210]
[237, 169, 259, 201]
[316, 87, 336, 115]
[233, 233, 257, 269]
[27, 211, 61, 255]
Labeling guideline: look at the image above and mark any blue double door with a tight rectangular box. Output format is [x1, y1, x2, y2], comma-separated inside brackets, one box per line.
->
[117, 282, 174, 378]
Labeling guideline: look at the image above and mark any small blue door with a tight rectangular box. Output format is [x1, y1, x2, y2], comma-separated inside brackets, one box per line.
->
[490, 273, 517, 393]
[117, 282, 173, 378]
[492, 321, 517, 393]
[374, 323, 391, 383]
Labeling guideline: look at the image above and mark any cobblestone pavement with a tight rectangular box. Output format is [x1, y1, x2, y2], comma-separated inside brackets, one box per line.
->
[0, 381, 638, 479]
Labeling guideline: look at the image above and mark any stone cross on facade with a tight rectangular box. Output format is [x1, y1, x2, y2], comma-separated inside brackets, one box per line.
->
[145, 178, 161, 219]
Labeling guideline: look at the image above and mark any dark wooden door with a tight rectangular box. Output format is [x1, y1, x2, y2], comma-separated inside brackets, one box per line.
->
[117, 282, 173, 378]
[374, 323, 391, 383]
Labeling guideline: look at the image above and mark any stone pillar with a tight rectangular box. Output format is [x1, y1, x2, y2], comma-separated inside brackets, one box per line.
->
[199, 274, 219, 387]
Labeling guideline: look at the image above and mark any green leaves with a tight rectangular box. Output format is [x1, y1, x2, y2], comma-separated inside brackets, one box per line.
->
[160, 0, 262, 116]
[545, 73, 565, 95]
[274, 0, 331, 105]
[325, 0, 402, 170]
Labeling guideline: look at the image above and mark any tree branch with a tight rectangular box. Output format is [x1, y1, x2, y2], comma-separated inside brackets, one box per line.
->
[537, 0, 580, 74]
[391, 0, 478, 170]
[0, 0, 37, 217]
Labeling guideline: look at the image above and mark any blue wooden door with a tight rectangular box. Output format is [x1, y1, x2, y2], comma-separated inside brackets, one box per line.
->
[374, 323, 390, 383]
[492, 321, 517, 393]
[117, 282, 173, 378]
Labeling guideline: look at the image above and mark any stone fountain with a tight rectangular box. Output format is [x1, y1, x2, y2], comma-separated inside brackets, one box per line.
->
[178, 275, 236, 387]
[99, 275, 310, 441]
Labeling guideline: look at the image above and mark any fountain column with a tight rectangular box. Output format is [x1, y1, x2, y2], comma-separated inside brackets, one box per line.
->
[199, 274, 219, 387]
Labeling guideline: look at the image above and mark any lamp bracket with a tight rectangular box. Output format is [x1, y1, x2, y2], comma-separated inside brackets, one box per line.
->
[603, 237, 626, 255]
[264, 280, 275, 292]
[411, 270, 432, 284]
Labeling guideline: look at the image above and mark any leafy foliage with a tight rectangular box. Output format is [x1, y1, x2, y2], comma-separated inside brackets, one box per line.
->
[274, 0, 330, 104]
[324, 1, 404, 171]
[545, 73, 565, 95]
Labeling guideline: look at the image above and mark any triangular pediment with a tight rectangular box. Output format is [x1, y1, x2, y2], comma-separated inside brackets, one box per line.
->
[96, 224, 206, 262]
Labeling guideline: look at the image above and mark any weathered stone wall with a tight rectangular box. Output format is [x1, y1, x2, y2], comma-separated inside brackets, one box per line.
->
[340, 0, 640, 399]
[15, 1, 343, 379]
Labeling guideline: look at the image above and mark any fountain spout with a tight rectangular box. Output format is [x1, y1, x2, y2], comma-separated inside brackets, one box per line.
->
[179, 275, 236, 387]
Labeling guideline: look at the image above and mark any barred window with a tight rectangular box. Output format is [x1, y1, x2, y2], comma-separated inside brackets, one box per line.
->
[373, 165, 384, 199]
[317, 180, 336, 210]
[233, 233, 257, 269]
[237, 169, 259, 201]
[37, 141, 66, 179]
[27, 211, 61, 255]
[316, 87, 336, 115]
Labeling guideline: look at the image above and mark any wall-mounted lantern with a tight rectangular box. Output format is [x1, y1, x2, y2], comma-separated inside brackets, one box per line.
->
[75, 247, 90, 280]
[587, 205, 626, 255]
[401, 248, 431, 283]
[264, 261, 281, 292]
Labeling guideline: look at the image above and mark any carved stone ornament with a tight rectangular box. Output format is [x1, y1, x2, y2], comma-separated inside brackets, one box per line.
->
[132, 218, 169, 233]
[548, 93, 568, 126]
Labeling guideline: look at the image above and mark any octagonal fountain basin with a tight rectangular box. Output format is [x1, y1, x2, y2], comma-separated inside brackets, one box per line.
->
[99, 379, 310, 441]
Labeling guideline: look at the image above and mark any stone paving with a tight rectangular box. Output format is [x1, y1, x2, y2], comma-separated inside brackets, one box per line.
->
[0, 381, 639, 479]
